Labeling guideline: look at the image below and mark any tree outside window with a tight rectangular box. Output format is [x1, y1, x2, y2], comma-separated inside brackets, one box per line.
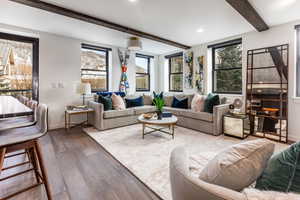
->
[212, 40, 242, 94]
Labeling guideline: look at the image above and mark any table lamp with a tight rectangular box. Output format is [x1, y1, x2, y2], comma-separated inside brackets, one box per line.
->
[76, 83, 91, 105]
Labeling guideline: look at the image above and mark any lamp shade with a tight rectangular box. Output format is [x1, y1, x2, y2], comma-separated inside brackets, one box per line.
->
[127, 37, 142, 51]
[76, 83, 91, 95]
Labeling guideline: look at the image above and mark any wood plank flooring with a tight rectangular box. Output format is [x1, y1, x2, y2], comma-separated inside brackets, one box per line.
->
[0, 128, 161, 200]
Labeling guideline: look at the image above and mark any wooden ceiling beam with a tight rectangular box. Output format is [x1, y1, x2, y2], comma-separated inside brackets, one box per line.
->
[9, 0, 191, 49]
[225, 0, 269, 32]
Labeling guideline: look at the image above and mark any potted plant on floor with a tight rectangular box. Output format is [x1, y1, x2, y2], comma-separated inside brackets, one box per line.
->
[153, 97, 164, 120]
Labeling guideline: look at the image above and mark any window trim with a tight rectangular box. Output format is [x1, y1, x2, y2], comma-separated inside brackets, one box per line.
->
[81, 43, 110, 92]
[296, 25, 300, 97]
[211, 39, 242, 94]
[135, 53, 152, 92]
[166, 52, 183, 92]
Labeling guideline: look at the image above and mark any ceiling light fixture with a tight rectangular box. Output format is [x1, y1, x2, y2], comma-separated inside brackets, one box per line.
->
[197, 28, 204, 33]
[128, 0, 138, 2]
[127, 37, 142, 51]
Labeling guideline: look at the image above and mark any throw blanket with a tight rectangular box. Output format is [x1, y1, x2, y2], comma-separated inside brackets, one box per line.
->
[243, 189, 300, 200]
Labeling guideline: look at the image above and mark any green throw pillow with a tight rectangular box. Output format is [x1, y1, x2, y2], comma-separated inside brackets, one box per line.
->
[255, 142, 300, 193]
[98, 95, 112, 111]
[204, 93, 220, 113]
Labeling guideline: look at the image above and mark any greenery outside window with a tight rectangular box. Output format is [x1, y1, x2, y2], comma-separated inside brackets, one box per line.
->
[210, 39, 242, 94]
[81, 44, 110, 92]
[136, 54, 152, 92]
[166, 52, 183, 92]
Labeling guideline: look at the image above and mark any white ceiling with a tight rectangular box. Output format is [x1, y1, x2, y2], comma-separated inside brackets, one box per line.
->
[1, 0, 300, 55]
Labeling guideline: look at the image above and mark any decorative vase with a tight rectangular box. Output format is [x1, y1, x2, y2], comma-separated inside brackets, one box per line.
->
[156, 111, 163, 120]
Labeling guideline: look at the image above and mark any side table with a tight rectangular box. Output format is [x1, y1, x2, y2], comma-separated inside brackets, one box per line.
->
[223, 113, 250, 139]
[65, 108, 94, 130]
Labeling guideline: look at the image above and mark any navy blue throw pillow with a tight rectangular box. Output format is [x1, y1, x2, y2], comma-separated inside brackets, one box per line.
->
[125, 96, 144, 108]
[172, 97, 188, 109]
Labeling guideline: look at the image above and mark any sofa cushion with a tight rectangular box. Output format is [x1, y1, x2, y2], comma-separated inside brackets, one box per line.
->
[163, 96, 174, 107]
[180, 109, 213, 122]
[111, 93, 126, 110]
[164, 107, 183, 116]
[191, 93, 206, 112]
[175, 94, 194, 108]
[103, 109, 134, 119]
[164, 107, 213, 122]
[172, 97, 188, 109]
[199, 139, 275, 191]
[255, 141, 300, 193]
[133, 106, 156, 115]
[204, 93, 220, 113]
[98, 95, 112, 111]
[143, 94, 153, 105]
[125, 96, 144, 108]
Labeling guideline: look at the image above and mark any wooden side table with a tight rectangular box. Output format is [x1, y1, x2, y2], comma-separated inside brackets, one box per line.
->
[65, 108, 94, 130]
[223, 113, 250, 139]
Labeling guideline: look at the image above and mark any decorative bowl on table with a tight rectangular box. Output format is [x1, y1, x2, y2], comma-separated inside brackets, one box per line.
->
[143, 113, 154, 120]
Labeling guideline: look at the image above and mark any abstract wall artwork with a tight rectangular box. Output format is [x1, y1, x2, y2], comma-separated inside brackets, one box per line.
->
[184, 51, 194, 89]
[118, 49, 130, 93]
[195, 56, 204, 94]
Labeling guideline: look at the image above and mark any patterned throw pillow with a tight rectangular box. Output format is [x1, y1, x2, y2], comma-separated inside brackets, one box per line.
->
[255, 141, 300, 193]
[191, 93, 206, 112]
[98, 95, 112, 111]
[111, 93, 126, 110]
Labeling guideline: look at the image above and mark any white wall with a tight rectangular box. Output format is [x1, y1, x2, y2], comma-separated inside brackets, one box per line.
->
[157, 20, 300, 141]
[0, 23, 158, 129]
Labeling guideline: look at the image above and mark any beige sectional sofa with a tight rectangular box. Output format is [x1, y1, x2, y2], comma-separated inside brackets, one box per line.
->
[88, 94, 229, 136]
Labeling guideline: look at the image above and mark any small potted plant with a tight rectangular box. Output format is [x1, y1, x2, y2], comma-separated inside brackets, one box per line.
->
[153, 97, 164, 120]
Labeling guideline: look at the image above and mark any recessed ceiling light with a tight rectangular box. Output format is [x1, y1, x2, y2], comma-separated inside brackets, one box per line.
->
[128, 0, 138, 2]
[197, 28, 204, 33]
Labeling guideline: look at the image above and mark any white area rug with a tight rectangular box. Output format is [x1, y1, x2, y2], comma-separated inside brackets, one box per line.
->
[83, 125, 287, 200]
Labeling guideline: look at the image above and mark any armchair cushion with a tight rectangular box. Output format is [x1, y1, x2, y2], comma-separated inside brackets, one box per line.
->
[199, 139, 275, 191]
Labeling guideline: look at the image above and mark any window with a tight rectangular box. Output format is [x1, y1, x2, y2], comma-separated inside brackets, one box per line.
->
[81, 44, 110, 92]
[210, 39, 242, 94]
[166, 52, 183, 92]
[296, 25, 300, 97]
[136, 54, 152, 91]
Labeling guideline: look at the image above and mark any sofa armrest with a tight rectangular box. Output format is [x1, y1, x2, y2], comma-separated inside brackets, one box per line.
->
[88, 101, 104, 130]
[213, 104, 229, 136]
[170, 147, 246, 200]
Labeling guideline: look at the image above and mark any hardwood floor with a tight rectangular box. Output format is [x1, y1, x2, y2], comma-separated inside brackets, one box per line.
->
[0, 127, 161, 200]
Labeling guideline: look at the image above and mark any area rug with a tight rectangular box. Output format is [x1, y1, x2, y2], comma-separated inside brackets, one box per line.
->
[83, 125, 287, 200]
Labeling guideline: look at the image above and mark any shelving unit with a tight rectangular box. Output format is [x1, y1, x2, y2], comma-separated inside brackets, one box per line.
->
[246, 44, 288, 143]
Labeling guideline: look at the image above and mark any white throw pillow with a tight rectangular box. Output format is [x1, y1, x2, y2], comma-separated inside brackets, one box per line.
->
[199, 139, 275, 191]
[191, 93, 206, 112]
[111, 93, 126, 110]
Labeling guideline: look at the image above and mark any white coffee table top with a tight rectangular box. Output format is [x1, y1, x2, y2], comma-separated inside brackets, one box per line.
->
[138, 114, 178, 125]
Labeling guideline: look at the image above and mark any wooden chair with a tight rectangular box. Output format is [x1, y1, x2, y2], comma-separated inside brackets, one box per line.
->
[0, 104, 52, 200]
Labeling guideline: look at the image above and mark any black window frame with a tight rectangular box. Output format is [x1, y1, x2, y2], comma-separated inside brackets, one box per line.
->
[135, 53, 153, 92]
[166, 52, 183, 92]
[81, 43, 111, 92]
[210, 38, 243, 94]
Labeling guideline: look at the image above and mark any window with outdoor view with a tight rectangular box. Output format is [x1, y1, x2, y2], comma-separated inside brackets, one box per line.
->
[81, 44, 110, 92]
[167, 53, 183, 92]
[211, 39, 242, 94]
[136, 54, 152, 91]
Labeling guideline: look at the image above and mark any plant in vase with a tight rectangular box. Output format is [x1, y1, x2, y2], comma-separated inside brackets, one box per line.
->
[153, 97, 164, 120]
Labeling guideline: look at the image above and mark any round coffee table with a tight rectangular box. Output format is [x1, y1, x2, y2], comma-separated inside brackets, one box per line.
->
[137, 114, 178, 139]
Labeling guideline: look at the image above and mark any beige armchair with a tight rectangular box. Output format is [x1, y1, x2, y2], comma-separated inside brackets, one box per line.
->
[170, 147, 246, 200]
